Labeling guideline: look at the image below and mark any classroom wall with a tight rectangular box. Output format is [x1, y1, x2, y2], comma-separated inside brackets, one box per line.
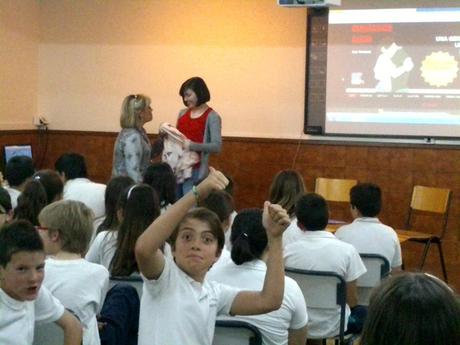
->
[0, 0, 39, 130]
[37, 0, 307, 137]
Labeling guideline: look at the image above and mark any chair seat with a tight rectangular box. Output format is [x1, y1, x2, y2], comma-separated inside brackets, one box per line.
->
[395, 229, 433, 243]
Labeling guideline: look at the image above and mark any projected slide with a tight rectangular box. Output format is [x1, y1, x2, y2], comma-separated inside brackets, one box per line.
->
[325, 8, 460, 137]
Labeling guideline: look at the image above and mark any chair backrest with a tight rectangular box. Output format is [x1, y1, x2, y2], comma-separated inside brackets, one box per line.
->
[34, 308, 82, 345]
[285, 267, 347, 343]
[315, 178, 358, 203]
[33, 322, 64, 345]
[407, 185, 451, 237]
[357, 254, 390, 305]
[410, 185, 451, 214]
[212, 320, 263, 345]
[109, 275, 143, 298]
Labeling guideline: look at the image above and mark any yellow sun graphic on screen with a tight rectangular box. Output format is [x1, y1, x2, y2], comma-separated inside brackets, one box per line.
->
[420, 51, 459, 87]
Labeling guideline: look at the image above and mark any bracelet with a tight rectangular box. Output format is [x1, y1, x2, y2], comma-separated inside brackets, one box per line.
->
[192, 185, 200, 205]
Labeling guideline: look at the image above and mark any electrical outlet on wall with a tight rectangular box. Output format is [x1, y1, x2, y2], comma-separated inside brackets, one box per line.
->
[33, 116, 49, 127]
[33, 115, 49, 128]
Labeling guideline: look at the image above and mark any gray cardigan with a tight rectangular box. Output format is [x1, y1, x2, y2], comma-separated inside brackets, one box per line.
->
[178, 108, 222, 180]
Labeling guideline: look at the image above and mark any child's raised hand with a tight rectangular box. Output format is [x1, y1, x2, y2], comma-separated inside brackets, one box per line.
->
[262, 201, 291, 238]
[196, 167, 228, 198]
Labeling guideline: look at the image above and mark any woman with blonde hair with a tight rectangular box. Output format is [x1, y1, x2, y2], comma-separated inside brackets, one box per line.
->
[112, 94, 155, 182]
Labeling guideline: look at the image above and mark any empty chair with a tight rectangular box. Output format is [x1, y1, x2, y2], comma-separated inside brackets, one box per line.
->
[285, 268, 351, 345]
[212, 320, 263, 345]
[315, 178, 358, 223]
[395, 185, 451, 282]
[315, 178, 358, 203]
[357, 254, 390, 306]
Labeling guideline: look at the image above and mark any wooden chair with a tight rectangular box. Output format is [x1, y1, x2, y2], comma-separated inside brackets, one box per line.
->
[315, 178, 358, 202]
[396, 185, 451, 282]
[213, 320, 263, 345]
[315, 178, 358, 223]
[357, 254, 390, 306]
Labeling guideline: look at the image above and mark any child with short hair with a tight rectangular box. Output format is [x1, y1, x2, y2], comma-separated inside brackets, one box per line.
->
[284, 193, 367, 342]
[38, 200, 109, 345]
[202, 189, 234, 268]
[335, 183, 402, 270]
[0, 220, 82, 345]
[135, 168, 290, 345]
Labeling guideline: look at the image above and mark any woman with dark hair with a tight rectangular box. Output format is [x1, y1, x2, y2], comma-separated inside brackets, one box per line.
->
[174, 77, 222, 197]
[86, 176, 135, 268]
[207, 209, 308, 345]
[110, 184, 160, 276]
[142, 163, 176, 212]
[13, 170, 63, 226]
[360, 273, 460, 345]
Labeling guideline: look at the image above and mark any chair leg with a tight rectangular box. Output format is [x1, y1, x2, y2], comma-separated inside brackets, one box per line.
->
[436, 242, 449, 283]
[419, 240, 432, 271]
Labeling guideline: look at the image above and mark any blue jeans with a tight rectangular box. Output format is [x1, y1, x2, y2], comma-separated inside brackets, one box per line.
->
[177, 168, 200, 199]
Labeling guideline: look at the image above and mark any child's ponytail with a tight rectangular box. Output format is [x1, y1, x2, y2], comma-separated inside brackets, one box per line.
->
[230, 209, 267, 266]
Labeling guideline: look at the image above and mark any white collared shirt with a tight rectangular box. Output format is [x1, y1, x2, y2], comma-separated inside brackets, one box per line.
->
[0, 286, 64, 345]
[284, 230, 366, 338]
[64, 178, 106, 220]
[335, 217, 402, 268]
[4, 186, 20, 209]
[139, 257, 239, 345]
[282, 216, 303, 248]
[43, 258, 109, 345]
[208, 259, 308, 345]
[85, 231, 117, 270]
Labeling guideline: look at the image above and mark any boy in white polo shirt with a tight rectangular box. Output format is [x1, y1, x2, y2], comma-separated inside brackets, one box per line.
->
[0, 220, 82, 345]
[335, 183, 402, 270]
[284, 193, 367, 343]
[37, 200, 109, 345]
[135, 168, 291, 345]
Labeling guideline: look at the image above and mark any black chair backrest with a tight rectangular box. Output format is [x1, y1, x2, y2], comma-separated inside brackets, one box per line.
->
[357, 253, 391, 305]
[109, 275, 143, 298]
[213, 320, 263, 345]
[285, 267, 347, 344]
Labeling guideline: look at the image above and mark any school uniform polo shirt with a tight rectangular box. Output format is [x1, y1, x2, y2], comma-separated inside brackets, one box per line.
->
[284, 230, 366, 339]
[282, 217, 303, 248]
[335, 217, 402, 268]
[0, 286, 64, 345]
[208, 259, 308, 345]
[138, 257, 239, 345]
[63, 178, 106, 221]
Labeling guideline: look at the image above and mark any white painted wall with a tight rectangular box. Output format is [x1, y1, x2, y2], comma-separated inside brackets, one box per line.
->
[36, 0, 307, 137]
[0, 0, 39, 130]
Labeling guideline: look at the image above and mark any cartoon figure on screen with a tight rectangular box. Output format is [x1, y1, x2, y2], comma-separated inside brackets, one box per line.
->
[374, 42, 414, 92]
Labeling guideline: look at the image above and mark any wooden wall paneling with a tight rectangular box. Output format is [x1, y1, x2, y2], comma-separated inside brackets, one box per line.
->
[2, 130, 459, 289]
